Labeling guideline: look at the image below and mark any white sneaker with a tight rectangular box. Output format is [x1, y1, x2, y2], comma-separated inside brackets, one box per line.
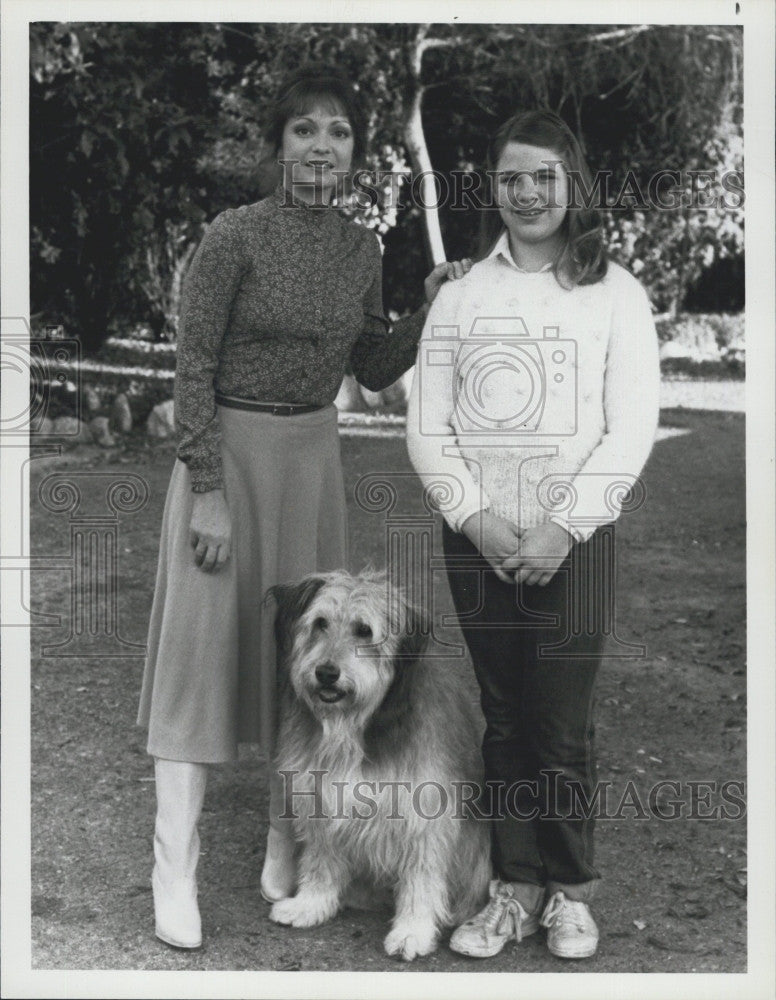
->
[449, 880, 542, 958]
[540, 890, 599, 959]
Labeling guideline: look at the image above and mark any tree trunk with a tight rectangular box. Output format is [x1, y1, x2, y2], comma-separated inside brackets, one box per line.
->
[671, 207, 691, 319]
[404, 86, 446, 265]
[402, 26, 449, 266]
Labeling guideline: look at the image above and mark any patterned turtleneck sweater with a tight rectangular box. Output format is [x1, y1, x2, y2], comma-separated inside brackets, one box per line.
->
[174, 187, 426, 492]
[406, 231, 661, 543]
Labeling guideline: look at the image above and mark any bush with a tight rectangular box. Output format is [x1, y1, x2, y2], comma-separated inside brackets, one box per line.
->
[35, 308, 746, 432]
[96, 336, 177, 371]
[656, 312, 745, 380]
[654, 312, 744, 351]
[659, 356, 744, 380]
[40, 372, 175, 426]
[37, 336, 176, 425]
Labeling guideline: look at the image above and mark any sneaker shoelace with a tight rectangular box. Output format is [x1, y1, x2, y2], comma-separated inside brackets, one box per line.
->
[481, 890, 531, 943]
[541, 894, 589, 933]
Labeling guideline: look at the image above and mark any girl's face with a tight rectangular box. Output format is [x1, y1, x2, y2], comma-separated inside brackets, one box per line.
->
[494, 141, 570, 257]
[279, 101, 354, 204]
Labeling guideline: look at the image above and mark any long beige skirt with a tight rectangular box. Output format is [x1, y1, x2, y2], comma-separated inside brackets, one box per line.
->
[137, 403, 347, 762]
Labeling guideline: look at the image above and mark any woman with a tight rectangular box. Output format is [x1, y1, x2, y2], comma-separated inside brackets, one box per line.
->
[137, 63, 470, 949]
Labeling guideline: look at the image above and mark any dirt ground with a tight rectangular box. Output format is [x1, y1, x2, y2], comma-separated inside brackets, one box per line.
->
[27, 405, 746, 975]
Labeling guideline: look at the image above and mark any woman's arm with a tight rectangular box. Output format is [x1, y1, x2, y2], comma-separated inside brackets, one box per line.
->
[349, 233, 426, 390]
[174, 210, 247, 494]
[349, 232, 470, 391]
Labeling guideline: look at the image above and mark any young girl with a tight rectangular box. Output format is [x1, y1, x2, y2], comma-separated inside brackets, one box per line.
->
[407, 110, 660, 960]
[137, 63, 468, 950]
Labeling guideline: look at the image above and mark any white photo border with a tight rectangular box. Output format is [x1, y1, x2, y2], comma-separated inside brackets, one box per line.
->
[2, 1, 773, 998]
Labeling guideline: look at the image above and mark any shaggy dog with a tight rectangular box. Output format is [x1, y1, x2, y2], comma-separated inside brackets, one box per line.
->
[267, 570, 490, 961]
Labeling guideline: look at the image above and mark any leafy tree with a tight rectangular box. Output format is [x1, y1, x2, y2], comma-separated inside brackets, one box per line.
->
[30, 23, 230, 347]
[399, 23, 743, 313]
[30, 22, 743, 351]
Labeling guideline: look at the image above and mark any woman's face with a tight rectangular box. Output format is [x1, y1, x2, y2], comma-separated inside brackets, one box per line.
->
[279, 101, 355, 204]
[495, 141, 570, 255]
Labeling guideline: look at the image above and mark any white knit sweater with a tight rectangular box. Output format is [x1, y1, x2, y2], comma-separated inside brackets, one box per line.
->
[406, 234, 661, 542]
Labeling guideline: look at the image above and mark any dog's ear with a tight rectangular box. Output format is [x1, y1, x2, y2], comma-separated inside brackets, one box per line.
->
[265, 575, 326, 661]
[396, 597, 430, 665]
[364, 596, 430, 759]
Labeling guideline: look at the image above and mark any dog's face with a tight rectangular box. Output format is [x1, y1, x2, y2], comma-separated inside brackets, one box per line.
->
[270, 571, 427, 727]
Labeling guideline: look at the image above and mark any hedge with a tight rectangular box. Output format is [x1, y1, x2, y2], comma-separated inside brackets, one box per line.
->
[36, 311, 746, 424]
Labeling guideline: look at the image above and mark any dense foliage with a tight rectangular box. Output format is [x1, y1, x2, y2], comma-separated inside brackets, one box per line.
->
[30, 22, 743, 350]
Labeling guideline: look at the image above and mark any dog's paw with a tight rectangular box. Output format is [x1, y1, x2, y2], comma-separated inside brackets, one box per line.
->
[269, 893, 338, 928]
[384, 921, 438, 961]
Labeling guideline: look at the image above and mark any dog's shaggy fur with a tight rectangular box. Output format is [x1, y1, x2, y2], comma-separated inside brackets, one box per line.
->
[267, 570, 491, 961]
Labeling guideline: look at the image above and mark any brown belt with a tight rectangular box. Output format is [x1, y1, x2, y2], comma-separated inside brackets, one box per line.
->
[214, 392, 326, 416]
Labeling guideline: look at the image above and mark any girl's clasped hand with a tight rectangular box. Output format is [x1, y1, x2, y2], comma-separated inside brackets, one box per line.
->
[502, 521, 574, 587]
[461, 512, 573, 587]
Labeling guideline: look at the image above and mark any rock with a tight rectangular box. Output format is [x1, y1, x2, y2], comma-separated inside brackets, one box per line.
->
[721, 340, 745, 366]
[52, 415, 93, 443]
[360, 375, 410, 413]
[379, 372, 411, 410]
[30, 389, 46, 418]
[659, 340, 692, 361]
[146, 399, 175, 439]
[83, 386, 101, 413]
[360, 386, 384, 409]
[89, 416, 116, 448]
[111, 392, 133, 433]
[660, 318, 721, 362]
[334, 374, 367, 413]
[33, 416, 54, 436]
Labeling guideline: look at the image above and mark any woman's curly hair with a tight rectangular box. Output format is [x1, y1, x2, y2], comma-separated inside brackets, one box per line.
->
[265, 62, 368, 166]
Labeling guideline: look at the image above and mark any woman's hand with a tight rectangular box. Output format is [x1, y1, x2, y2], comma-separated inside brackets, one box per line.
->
[460, 510, 522, 584]
[501, 522, 574, 587]
[189, 489, 232, 572]
[424, 258, 473, 305]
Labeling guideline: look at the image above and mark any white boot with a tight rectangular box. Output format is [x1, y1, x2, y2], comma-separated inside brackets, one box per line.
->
[152, 758, 208, 949]
[260, 767, 297, 903]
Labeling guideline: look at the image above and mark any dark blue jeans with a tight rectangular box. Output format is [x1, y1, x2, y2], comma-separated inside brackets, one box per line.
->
[443, 521, 605, 900]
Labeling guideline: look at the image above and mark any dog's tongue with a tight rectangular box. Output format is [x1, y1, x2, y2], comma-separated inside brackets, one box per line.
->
[318, 688, 344, 703]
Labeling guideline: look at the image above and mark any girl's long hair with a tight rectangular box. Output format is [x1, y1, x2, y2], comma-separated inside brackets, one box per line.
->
[477, 109, 607, 287]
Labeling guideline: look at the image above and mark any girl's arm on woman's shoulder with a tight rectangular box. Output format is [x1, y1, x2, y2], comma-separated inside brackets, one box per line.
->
[175, 209, 248, 493]
[406, 282, 491, 533]
[549, 267, 661, 542]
